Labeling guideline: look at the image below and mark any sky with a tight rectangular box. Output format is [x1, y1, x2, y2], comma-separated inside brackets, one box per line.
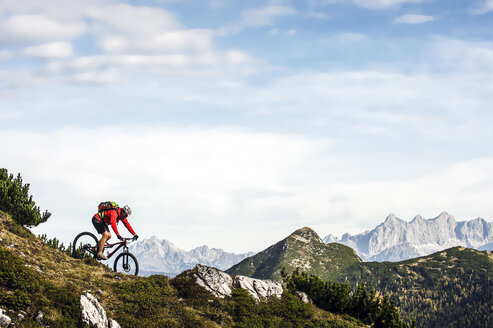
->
[1, 0, 493, 253]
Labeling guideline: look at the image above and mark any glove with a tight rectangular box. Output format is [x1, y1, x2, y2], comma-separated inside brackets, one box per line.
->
[133, 234, 139, 241]
[117, 235, 124, 241]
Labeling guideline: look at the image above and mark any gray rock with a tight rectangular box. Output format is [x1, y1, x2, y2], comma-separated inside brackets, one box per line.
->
[80, 293, 108, 328]
[194, 264, 233, 298]
[17, 313, 24, 321]
[294, 291, 313, 304]
[80, 293, 121, 328]
[108, 318, 121, 328]
[0, 312, 11, 327]
[233, 276, 283, 302]
[193, 265, 283, 302]
[35, 311, 43, 323]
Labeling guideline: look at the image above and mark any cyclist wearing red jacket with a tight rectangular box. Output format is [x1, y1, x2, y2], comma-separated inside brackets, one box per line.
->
[92, 205, 138, 260]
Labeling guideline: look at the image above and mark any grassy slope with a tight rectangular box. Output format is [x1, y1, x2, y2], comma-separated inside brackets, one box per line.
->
[0, 212, 366, 328]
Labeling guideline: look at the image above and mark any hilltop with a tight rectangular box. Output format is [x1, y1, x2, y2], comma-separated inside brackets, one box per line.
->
[227, 227, 361, 281]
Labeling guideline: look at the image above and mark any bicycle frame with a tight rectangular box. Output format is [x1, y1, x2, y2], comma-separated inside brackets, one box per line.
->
[103, 239, 132, 259]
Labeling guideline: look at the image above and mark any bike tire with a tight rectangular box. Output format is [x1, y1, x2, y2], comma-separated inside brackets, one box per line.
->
[72, 231, 99, 259]
[113, 252, 139, 276]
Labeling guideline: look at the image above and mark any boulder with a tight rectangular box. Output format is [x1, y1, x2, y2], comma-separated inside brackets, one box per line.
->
[193, 265, 283, 302]
[108, 318, 121, 328]
[294, 291, 313, 304]
[81, 293, 108, 328]
[194, 264, 233, 298]
[80, 293, 121, 328]
[0, 308, 11, 328]
[233, 276, 283, 302]
[35, 311, 43, 323]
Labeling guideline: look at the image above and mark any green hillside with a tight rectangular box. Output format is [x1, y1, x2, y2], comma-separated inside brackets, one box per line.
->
[0, 211, 372, 328]
[227, 226, 493, 328]
[340, 247, 493, 327]
[227, 227, 361, 281]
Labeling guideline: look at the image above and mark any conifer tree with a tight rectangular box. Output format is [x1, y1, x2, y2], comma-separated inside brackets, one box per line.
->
[0, 168, 51, 227]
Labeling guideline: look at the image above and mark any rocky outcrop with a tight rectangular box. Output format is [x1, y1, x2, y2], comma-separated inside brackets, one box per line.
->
[194, 264, 233, 298]
[193, 264, 283, 301]
[0, 308, 11, 327]
[234, 275, 283, 302]
[80, 293, 120, 328]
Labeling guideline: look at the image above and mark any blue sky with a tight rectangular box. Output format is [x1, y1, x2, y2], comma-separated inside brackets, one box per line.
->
[1, 0, 493, 253]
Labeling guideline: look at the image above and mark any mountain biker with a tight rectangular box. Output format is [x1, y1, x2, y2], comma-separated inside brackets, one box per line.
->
[92, 205, 138, 260]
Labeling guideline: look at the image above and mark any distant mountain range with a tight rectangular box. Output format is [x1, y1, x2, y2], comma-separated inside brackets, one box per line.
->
[128, 235, 254, 276]
[323, 212, 493, 261]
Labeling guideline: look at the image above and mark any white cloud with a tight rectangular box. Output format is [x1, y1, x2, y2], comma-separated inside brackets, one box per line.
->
[1, 127, 332, 251]
[3, 127, 493, 252]
[23, 41, 73, 58]
[72, 3, 218, 57]
[0, 50, 12, 61]
[99, 29, 214, 54]
[311, 0, 429, 9]
[429, 38, 493, 72]
[394, 14, 434, 24]
[88, 3, 180, 35]
[306, 11, 330, 19]
[87, 3, 211, 55]
[224, 50, 256, 65]
[217, 5, 296, 36]
[0, 15, 86, 43]
[471, 0, 493, 14]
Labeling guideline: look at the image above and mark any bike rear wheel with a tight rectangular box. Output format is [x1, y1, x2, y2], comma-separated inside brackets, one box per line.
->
[113, 252, 139, 276]
[72, 232, 98, 259]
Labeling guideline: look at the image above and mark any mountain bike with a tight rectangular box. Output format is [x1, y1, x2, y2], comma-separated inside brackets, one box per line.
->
[72, 231, 139, 276]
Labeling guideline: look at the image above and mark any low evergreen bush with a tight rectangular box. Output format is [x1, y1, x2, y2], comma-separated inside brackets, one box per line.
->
[0, 168, 51, 227]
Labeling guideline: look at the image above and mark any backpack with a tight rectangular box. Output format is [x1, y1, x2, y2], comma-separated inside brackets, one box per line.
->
[98, 201, 119, 218]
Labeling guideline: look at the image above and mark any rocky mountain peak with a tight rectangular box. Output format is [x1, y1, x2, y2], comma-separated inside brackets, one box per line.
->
[434, 211, 455, 222]
[384, 213, 402, 224]
[290, 227, 322, 244]
[410, 214, 424, 223]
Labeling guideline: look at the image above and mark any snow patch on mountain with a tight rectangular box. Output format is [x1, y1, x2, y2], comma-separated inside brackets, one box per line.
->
[324, 212, 493, 261]
[129, 236, 255, 276]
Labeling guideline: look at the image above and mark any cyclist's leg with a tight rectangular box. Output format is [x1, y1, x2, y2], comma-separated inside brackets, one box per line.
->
[92, 217, 110, 258]
[97, 231, 111, 258]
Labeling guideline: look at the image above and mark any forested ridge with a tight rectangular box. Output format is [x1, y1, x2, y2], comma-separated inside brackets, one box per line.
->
[338, 247, 493, 327]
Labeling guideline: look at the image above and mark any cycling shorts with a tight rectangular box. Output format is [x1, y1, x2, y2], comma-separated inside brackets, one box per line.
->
[92, 216, 109, 234]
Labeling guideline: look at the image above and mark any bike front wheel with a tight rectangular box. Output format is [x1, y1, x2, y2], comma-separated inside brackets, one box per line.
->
[113, 252, 139, 276]
[72, 232, 98, 259]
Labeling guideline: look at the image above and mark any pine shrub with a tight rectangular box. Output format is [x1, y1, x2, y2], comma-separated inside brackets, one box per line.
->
[0, 168, 51, 227]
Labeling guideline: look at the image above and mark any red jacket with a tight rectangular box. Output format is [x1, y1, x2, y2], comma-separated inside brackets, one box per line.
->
[94, 208, 136, 236]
